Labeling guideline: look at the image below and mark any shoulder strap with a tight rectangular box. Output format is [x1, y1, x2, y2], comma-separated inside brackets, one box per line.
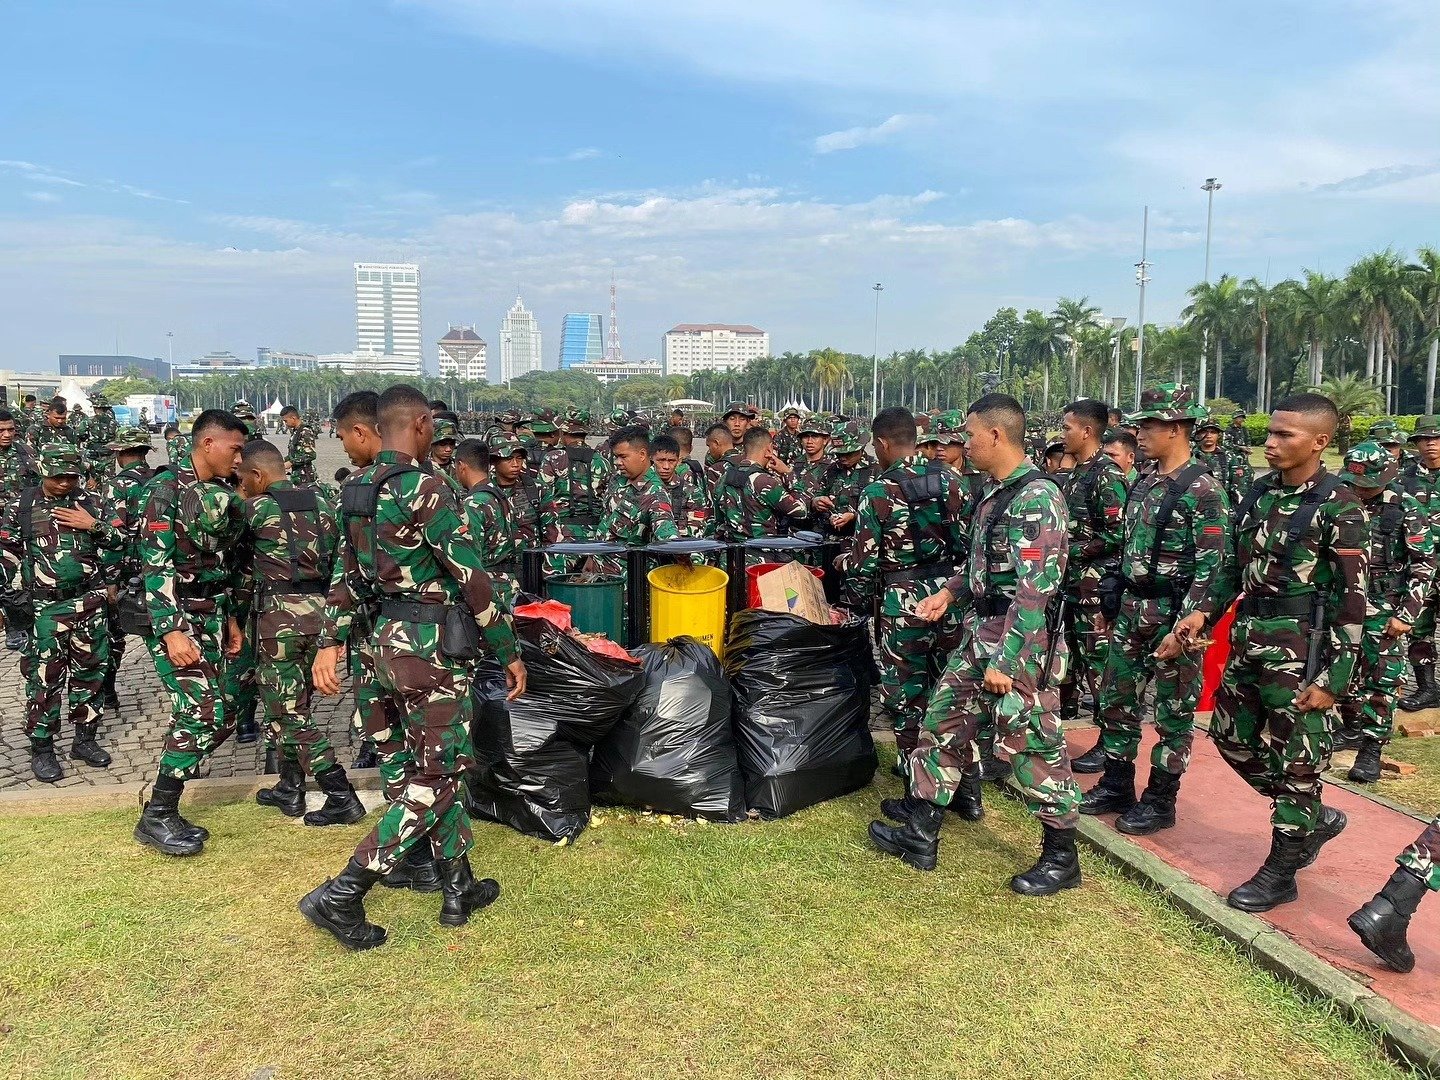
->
[1279, 474, 1343, 569]
[1234, 474, 1276, 533]
[18, 486, 38, 544]
[981, 474, 1060, 594]
[1144, 462, 1210, 579]
[340, 464, 420, 583]
[895, 462, 958, 562]
[268, 487, 322, 584]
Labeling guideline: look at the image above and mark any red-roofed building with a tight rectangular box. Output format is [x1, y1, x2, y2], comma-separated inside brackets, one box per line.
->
[438, 324, 488, 380]
[663, 323, 770, 377]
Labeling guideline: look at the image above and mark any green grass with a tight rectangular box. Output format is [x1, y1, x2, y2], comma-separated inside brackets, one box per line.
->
[0, 759, 1414, 1080]
[1376, 735, 1440, 818]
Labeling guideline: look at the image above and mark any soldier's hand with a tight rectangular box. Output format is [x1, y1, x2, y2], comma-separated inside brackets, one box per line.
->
[1153, 632, 1184, 661]
[982, 666, 1013, 695]
[162, 630, 201, 668]
[225, 617, 244, 658]
[1295, 684, 1336, 713]
[1386, 617, 1412, 638]
[914, 588, 953, 623]
[312, 645, 343, 695]
[52, 506, 97, 532]
[106, 585, 118, 604]
[830, 511, 855, 530]
[505, 658, 528, 701]
[812, 496, 836, 512]
[1172, 610, 1207, 645]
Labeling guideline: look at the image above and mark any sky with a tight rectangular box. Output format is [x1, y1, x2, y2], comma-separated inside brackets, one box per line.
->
[2, 0, 1437, 380]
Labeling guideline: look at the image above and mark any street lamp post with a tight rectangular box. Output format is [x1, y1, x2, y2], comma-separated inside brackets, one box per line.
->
[166, 331, 174, 373]
[871, 283, 884, 418]
[1199, 177, 1221, 405]
[1135, 206, 1151, 409]
[1108, 316, 1126, 403]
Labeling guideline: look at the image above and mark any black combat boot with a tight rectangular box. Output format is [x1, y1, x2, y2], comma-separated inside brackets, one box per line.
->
[29, 738, 63, 783]
[303, 766, 367, 827]
[978, 730, 1012, 783]
[952, 765, 985, 821]
[868, 801, 944, 871]
[1348, 739, 1383, 783]
[880, 792, 928, 824]
[133, 776, 204, 857]
[69, 722, 112, 767]
[1010, 824, 1082, 895]
[1400, 665, 1440, 711]
[1116, 769, 1181, 835]
[235, 704, 260, 744]
[1071, 735, 1107, 774]
[298, 859, 388, 950]
[1079, 757, 1137, 815]
[1348, 868, 1430, 973]
[101, 671, 121, 712]
[437, 854, 502, 927]
[352, 742, 378, 770]
[1298, 805, 1348, 869]
[1332, 726, 1365, 751]
[380, 843, 443, 893]
[1227, 829, 1307, 911]
[256, 759, 307, 817]
[263, 747, 278, 775]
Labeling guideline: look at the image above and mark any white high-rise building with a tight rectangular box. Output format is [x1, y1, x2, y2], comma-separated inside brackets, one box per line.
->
[499, 297, 542, 383]
[663, 324, 770, 377]
[355, 262, 421, 363]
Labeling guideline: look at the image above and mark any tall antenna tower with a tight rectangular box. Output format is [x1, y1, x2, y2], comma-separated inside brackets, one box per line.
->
[604, 272, 623, 362]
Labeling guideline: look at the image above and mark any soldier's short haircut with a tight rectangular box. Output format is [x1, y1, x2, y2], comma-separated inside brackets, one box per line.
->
[333, 390, 379, 430]
[23, 394, 35, 404]
[1104, 429, 1138, 454]
[1108, 408, 1123, 426]
[704, 423, 733, 445]
[453, 438, 489, 471]
[334, 467, 352, 483]
[163, 423, 179, 435]
[0, 409, 12, 423]
[968, 393, 1026, 446]
[377, 384, 430, 435]
[280, 405, 300, 418]
[871, 407, 917, 447]
[611, 425, 652, 454]
[429, 399, 449, 412]
[240, 439, 285, 472]
[1064, 398, 1109, 435]
[651, 433, 681, 457]
[742, 426, 773, 455]
[1274, 392, 1340, 434]
[48, 396, 67, 414]
[192, 409, 249, 439]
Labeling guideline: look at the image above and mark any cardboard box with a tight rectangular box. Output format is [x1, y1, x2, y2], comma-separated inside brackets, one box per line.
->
[756, 561, 830, 625]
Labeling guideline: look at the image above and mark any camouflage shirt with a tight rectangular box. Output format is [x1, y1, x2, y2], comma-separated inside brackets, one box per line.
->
[1118, 455, 1229, 621]
[86, 410, 118, 458]
[0, 486, 126, 610]
[1058, 448, 1128, 595]
[0, 443, 39, 517]
[286, 422, 319, 485]
[165, 434, 188, 465]
[822, 458, 878, 532]
[496, 474, 540, 547]
[714, 459, 809, 542]
[29, 419, 83, 456]
[463, 484, 520, 610]
[786, 453, 833, 507]
[703, 450, 741, 499]
[97, 461, 155, 580]
[1398, 460, 1440, 530]
[773, 429, 804, 468]
[601, 467, 679, 548]
[538, 444, 609, 542]
[944, 461, 1069, 679]
[140, 461, 247, 637]
[320, 450, 517, 664]
[236, 481, 339, 639]
[660, 474, 713, 539]
[1196, 446, 1253, 508]
[1354, 484, 1436, 623]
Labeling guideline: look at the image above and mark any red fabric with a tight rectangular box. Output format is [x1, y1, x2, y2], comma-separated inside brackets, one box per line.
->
[1199, 602, 1235, 711]
[515, 600, 574, 633]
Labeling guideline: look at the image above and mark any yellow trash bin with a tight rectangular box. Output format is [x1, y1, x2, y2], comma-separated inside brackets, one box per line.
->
[648, 563, 730, 658]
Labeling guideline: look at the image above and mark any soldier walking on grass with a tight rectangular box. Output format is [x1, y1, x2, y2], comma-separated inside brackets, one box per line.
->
[1398, 417, 1440, 711]
[304, 384, 526, 949]
[869, 393, 1082, 895]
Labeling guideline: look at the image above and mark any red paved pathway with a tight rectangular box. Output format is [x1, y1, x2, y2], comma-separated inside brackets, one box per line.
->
[1066, 725, 1440, 1028]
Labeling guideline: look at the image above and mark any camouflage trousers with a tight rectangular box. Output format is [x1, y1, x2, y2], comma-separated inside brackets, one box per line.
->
[1407, 593, 1439, 673]
[1211, 614, 1332, 836]
[1398, 815, 1440, 890]
[909, 614, 1080, 829]
[223, 632, 258, 735]
[290, 463, 317, 487]
[258, 633, 337, 778]
[104, 606, 127, 686]
[350, 634, 413, 800]
[877, 581, 958, 761]
[1096, 595, 1201, 774]
[1059, 597, 1106, 721]
[1337, 616, 1406, 744]
[148, 610, 230, 780]
[23, 598, 109, 741]
[351, 619, 475, 874]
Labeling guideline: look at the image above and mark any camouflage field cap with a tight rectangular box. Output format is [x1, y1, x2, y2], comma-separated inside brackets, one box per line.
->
[1343, 441, 1397, 490]
[497, 408, 525, 426]
[830, 418, 867, 455]
[935, 410, 967, 444]
[1195, 411, 1223, 433]
[529, 408, 558, 435]
[1369, 418, 1403, 446]
[722, 401, 758, 420]
[798, 414, 830, 437]
[1409, 416, 1440, 442]
[231, 400, 256, 420]
[432, 418, 459, 444]
[779, 406, 801, 420]
[40, 444, 85, 477]
[107, 426, 153, 451]
[1127, 383, 1206, 424]
[90, 392, 109, 407]
[486, 430, 527, 459]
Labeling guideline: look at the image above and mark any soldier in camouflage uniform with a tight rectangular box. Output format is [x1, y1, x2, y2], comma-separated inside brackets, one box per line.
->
[837, 408, 965, 786]
[85, 394, 118, 481]
[526, 408, 561, 481]
[538, 412, 607, 552]
[651, 432, 712, 538]
[0, 409, 39, 650]
[0, 444, 127, 782]
[164, 423, 187, 466]
[714, 427, 809, 556]
[30, 397, 83, 457]
[1056, 399, 1128, 727]
[1399, 417, 1440, 710]
[234, 439, 365, 825]
[1349, 812, 1440, 973]
[232, 400, 265, 443]
[816, 420, 876, 538]
[595, 426, 678, 574]
[783, 415, 833, 506]
[1196, 414, 1253, 507]
[721, 402, 756, 445]
[773, 407, 804, 468]
[1197, 392, 1368, 913]
[68, 403, 89, 447]
[1076, 386, 1229, 835]
[1226, 411, 1248, 454]
[489, 431, 539, 547]
[702, 423, 740, 496]
[281, 404, 319, 486]
[96, 426, 156, 710]
[1370, 419, 1408, 466]
[1335, 442, 1438, 782]
[16, 395, 40, 442]
[133, 409, 250, 857]
[428, 417, 462, 488]
[302, 384, 525, 950]
[870, 394, 1082, 894]
[453, 439, 520, 609]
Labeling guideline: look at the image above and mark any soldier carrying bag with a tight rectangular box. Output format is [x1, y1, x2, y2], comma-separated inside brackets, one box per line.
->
[3, 487, 41, 632]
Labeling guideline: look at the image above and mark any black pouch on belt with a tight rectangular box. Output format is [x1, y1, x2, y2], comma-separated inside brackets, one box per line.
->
[442, 605, 483, 662]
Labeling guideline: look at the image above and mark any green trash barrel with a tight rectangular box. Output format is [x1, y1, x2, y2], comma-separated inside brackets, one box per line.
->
[547, 574, 625, 640]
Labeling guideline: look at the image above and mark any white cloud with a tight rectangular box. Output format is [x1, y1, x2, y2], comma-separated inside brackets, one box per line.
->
[24, 191, 60, 203]
[813, 114, 924, 154]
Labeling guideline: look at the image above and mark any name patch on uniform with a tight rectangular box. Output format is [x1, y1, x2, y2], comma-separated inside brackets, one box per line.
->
[148, 521, 170, 532]
[1020, 547, 1041, 559]
[1203, 526, 1222, 536]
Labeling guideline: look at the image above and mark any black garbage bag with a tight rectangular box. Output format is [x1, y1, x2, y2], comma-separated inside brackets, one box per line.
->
[590, 637, 746, 822]
[466, 615, 645, 842]
[725, 609, 878, 818]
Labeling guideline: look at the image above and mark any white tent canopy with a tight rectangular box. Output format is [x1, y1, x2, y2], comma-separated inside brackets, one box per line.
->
[665, 398, 714, 408]
[56, 380, 93, 414]
[263, 398, 284, 415]
[779, 399, 813, 414]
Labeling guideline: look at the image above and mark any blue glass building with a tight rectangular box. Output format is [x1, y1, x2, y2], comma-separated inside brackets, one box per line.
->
[559, 313, 604, 369]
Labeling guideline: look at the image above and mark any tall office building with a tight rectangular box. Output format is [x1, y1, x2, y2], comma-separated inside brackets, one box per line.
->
[438, 325, 488, 380]
[355, 262, 421, 363]
[662, 324, 770, 377]
[559, 313, 604, 369]
[499, 297, 543, 383]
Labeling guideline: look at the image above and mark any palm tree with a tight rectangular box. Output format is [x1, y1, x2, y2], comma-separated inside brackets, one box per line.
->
[1346, 250, 1416, 413]
[1050, 297, 1100, 399]
[1182, 274, 1242, 403]
[810, 348, 849, 413]
[1239, 278, 1279, 412]
[1408, 247, 1440, 415]
[1314, 373, 1383, 454]
[1282, 270, 1345, 386]
[1014, 309, 1065, 413]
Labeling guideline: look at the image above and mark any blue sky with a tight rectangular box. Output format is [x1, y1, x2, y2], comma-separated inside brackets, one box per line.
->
[2, 0, 1437, 378]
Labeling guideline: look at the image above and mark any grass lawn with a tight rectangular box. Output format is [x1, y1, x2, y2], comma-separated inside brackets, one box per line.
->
[0, 758, 1412, 1080]
[1376, 734, 1440, 818]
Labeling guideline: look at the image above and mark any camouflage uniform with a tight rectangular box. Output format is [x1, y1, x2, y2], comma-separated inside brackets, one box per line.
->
[166, 433, 188, 465]
[714, 457, 809, 557]
[773, 409, 804, 468]
[1336, 444, 1437, 757]
[29, 415, 83, 457]
[286, 419, 319, 487]
[910, 462, 1080, 828]
[1398, 417, 1440, 709]
[322, 449, 519, 874]
[0, 446, 125, 767]
[838, 454, 965, 760]
[0, 438, 39, 517]
[1196, 418, 1253, 507]
[85, 400, 119, 480]
[463, 471, 521, 611]
[660, 468, 713, 539]
[595, 465, 678, 575]
[1398, 816, 1440, 890]
[786, 415, 835, 508]
[95, 428, 157, 701]
[537, 425, 608, 546]
[820, 422, 877, 537]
